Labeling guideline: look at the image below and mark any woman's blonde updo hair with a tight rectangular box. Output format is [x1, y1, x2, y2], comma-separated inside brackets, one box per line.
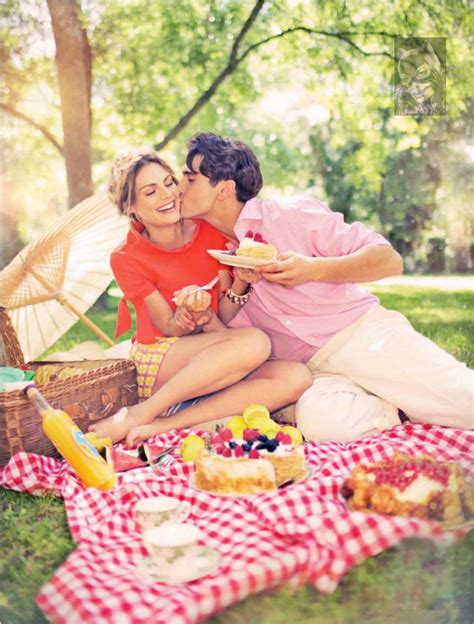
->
[108, 147, 179, 216]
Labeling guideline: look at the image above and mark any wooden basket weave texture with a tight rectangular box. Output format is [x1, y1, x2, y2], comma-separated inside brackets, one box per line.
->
[0, 309, 138, 466]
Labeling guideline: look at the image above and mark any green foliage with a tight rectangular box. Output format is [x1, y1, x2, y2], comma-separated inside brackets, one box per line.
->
[1, 0, 473, 269]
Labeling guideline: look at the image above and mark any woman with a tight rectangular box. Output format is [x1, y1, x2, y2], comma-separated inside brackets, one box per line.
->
[91, 148, 311, 446]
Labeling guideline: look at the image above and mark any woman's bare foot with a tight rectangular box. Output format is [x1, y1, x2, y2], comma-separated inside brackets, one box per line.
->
[89, 405, 151, 444]
[126, 420, 171, 448]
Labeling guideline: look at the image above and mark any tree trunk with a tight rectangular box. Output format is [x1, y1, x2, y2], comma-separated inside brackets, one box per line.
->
[46, 0, 93, 208]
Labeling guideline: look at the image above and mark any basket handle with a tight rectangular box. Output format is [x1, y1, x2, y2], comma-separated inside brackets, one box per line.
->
[99, 390, 115, 417]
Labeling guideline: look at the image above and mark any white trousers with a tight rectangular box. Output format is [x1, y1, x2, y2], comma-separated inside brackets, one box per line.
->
[295, 305, 474, 443]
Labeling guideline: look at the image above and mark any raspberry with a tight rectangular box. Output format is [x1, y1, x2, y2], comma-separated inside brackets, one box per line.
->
[243, 429, 259, 441]
[215, 444, 225, 455]
[234, 445, 244, 457]
[249, 449, 260, 459]
[219, 428, 233, 442]
[281, 434, 292, 445]
[275, 431, 285, 442]
[245, 230, 254, 238]
[211, 434, 221, 445]
[222, 447, 232, 458]
[254, 232, 263, 242]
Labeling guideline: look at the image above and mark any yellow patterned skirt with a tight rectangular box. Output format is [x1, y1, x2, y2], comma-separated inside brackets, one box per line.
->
[130, 337, 179, 401]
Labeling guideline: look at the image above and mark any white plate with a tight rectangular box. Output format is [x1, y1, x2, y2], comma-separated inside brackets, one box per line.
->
[207, 249, 277, 269]
[138, 546, 221, 583]
[188, 465, 313, 498]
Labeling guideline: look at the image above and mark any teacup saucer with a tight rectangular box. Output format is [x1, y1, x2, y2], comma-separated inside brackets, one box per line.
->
[138, 546, 221, 583]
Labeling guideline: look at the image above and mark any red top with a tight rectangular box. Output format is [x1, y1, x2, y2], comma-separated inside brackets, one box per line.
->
[111, 220, 229, 343]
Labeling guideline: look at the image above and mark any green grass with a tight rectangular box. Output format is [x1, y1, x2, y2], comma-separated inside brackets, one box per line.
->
[1, 283, 473, 624]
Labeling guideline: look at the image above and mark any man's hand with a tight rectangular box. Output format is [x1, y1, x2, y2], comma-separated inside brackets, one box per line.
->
[260, 251, 317, 287]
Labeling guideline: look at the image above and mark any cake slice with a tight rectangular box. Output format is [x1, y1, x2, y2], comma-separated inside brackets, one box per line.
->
[236, 230, 277, 261]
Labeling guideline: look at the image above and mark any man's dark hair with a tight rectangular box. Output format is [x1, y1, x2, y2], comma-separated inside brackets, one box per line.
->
[186, 132, 263, 202]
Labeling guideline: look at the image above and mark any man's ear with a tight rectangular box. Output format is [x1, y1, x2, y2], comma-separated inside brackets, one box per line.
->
[218, 180, 236, 200]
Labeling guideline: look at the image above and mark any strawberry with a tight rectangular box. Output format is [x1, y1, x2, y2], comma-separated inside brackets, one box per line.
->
[218, 428, 233, 442]
[243, 428, 259, 441]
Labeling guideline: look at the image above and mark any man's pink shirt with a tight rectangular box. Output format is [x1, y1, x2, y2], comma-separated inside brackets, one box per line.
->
[228, 196, 391, 363]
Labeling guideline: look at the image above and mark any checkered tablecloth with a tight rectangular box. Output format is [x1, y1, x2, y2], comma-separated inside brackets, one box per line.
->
[1, 423, 473, 624]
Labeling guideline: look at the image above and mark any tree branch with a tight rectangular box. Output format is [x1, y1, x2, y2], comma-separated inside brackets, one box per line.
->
[155, 7, 395, 150]
[154, 0, 266, 150]
[237, 27, 394, 64]
[0, 102, 64, 156]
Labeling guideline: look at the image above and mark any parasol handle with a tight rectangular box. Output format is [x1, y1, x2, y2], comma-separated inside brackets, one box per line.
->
[28, 266, 115, 347]
[56, 294, 115, 347]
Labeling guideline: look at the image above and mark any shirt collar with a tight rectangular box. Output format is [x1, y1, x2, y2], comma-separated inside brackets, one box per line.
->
[234, 197, 263, 241]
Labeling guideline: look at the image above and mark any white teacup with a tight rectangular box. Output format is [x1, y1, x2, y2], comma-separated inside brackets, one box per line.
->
[134, 496, 191, 530]
[144, 522, 201, 566]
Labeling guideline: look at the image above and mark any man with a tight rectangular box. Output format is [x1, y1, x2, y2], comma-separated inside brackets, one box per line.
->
[179, 132, 473, 442]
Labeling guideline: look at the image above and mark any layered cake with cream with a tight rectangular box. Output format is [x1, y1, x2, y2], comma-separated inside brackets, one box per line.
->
[194, 428, 306, 495]
[343, 452, 474, 523]
[235, 230, 277, 261]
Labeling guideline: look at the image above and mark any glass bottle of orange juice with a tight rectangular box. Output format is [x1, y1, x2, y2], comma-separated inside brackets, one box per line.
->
[26, 385, 117, 491]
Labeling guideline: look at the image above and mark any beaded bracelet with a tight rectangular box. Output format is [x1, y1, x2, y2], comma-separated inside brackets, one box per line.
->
[225, 284, 253, 306]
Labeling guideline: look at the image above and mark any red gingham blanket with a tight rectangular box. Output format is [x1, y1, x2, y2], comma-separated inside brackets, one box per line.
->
[1, 423, 473, 624]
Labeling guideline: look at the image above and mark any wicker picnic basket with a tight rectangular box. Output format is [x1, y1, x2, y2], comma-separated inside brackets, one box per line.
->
[0, 307, 138, 466]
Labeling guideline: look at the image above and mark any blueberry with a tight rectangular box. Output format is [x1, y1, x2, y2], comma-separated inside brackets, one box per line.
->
[245, 439, 254, 449]
[257, 434, 268, 442]
[229, 441, 237, 449]
[256, 443, 267, 450]
[266, 441, 278, 453]
[242, 442, 252, 453]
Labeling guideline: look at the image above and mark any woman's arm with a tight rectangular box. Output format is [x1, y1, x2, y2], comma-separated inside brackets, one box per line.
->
[218, 269, 260, 323]
[143, 290, 198, 337]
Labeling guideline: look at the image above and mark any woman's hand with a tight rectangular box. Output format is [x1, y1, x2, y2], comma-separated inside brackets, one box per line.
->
[173, 305, 196, 331]
[173, 285, 212, 312]
[233, 267, 262, 284]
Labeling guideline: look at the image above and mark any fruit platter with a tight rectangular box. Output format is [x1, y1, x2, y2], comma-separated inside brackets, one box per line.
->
[179, 404, 308, 496]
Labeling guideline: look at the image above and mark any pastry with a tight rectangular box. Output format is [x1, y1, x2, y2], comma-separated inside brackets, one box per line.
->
[343, 452, 474, 524]
[235, 230, 277, 261]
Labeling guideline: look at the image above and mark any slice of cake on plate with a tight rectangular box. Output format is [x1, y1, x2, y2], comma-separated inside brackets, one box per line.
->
[235, 230, 277, 261]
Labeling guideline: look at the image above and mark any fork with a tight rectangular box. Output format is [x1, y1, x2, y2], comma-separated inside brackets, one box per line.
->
[153, 454, 174, 472]
[171, 276, 219, 303]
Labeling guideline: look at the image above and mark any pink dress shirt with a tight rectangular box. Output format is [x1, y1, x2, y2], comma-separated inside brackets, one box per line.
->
[228, 196, 391, 362]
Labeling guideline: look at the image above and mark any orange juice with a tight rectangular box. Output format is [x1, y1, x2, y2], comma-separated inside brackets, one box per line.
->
[26, 385, 117, 491]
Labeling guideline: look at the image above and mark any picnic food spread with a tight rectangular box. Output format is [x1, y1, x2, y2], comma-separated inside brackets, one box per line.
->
[343, 452, 474, 524]
[181, 404, 306, 495]
[235, 230, 277, 261]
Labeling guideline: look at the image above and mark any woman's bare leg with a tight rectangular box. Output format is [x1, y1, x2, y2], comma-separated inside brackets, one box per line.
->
[126, 360, 312, 446]
[90, 327, 270, 442]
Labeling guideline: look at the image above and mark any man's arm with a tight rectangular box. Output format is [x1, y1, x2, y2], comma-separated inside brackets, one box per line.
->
[260, 244, 403, 287]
